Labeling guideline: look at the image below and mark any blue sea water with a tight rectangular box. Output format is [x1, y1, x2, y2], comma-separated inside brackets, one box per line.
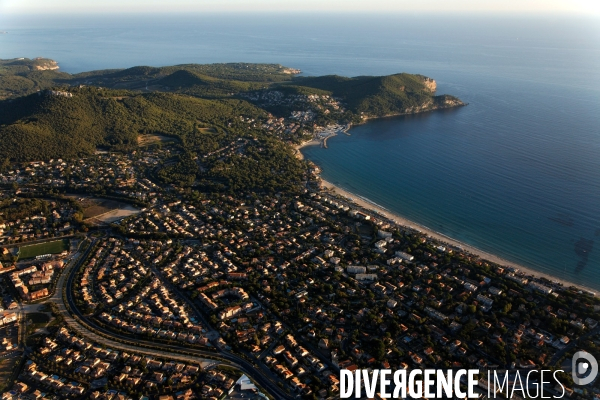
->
[1, 13, 600, 290]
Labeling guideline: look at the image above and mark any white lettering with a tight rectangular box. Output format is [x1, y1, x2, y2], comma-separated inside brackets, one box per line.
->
[380, 369, 391, 398]
[438, 370, 453, 398]
[553, 370, 565, 399]
[493, 370, 509, 394]
[423, 369, 435, 398]
[364, 369, 378, 398]
[540, 370, 551, 399]
[409, 370, 423, 398]
[526, 370, 539, 398]
[340, 370, 353, 398]
[339, 368, 505, 399]
[511, 371, 526, 399]
[454, 370, 466, 398]
[468, 369, 479, 398]
[393, 370, 407, 398]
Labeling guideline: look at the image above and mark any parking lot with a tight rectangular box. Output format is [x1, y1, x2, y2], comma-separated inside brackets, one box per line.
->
[227, 388, 265, 400]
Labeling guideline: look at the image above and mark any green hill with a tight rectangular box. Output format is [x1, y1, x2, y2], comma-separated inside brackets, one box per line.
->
[0, 87, 266, 161]
[0, 59, 300, 99]
[155, 70, 265, 97]
[0, 57, 62, 74]
[157, 70, 216, 87]
[288, 73, 463, 117]
[0, 58, 71, 99]
[0, 59, 465, 162]
[107, 66, 162, 79]
[0, 58, 464, 118]
[157, 63, 299, 82]
[70, 62, 298, 89]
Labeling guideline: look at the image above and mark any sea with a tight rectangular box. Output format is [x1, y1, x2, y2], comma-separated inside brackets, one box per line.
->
[1, 13, 600, 290]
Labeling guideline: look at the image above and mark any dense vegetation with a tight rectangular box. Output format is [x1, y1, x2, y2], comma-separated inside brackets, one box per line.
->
[287, 73, 462, 117]
[0, 58, 464, 192]
[156, 138, 304, 193]
[0, 81, 305, 192]
[0, 59, 298, 99]
[0, 87, 266, 161]
[74, 62, 298, 85]
[0, 198, 49, 222]
[0, 59, 463, 117]
[0, 58, 70, 99]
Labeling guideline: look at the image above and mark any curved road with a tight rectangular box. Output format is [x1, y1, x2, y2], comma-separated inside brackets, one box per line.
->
[54, 239, 294, 400]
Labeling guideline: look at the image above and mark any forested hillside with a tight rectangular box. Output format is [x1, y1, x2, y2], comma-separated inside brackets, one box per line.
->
[156, 70, 265, 97]
[0, 58, 70, 99]
[0, 59, 299, 99]
[0, 87, 266, 161]
[0, 58, 465, 175]
[288, 73, 463, 116]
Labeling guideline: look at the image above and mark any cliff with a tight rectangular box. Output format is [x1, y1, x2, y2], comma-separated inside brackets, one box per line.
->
[34, 58, 59, 71]
[422, 77, 436, 92]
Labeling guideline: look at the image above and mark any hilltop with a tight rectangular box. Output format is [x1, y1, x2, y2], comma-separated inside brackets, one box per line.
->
[287, 73, 463, 118]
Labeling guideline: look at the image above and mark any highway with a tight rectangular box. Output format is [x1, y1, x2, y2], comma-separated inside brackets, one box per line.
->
[53, 238, 294, 400]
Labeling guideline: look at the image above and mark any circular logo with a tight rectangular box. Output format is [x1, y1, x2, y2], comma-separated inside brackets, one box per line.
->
[572, 351, 598, 386]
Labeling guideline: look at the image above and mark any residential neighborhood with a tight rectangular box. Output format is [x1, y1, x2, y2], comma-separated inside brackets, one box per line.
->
[0, 113, 598, 399]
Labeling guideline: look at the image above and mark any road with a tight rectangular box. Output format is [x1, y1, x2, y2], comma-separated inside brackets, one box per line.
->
[51, 240, 216, 366]
[54, 238, 294, 400]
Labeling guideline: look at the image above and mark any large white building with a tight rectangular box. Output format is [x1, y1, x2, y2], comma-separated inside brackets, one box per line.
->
[395, 251, 414, 262]
[347, 265, 366, 274]
[355, 274, 378, 282]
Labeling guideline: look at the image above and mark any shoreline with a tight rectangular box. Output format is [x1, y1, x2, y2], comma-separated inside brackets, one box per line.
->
[294, 139, 320, 159]
[295, 143, 598, 297]
[294, 124, 350, 153]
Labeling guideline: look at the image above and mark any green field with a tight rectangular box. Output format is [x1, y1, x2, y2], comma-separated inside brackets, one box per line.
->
[18, 239, 69, 259]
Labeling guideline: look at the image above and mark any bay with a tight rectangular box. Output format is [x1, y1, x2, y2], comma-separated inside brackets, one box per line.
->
[1, 13, 600, 289]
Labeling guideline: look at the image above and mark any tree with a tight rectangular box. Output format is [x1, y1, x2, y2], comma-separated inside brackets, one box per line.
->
[369, 339, 386, 361]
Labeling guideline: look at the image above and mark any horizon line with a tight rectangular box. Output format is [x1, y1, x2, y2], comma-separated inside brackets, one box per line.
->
[2, 10, 600, 16]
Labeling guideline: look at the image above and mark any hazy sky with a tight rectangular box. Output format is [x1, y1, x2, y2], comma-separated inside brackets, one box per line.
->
[1, 0, 599, 15]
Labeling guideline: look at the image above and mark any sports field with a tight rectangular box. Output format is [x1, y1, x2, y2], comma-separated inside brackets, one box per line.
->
[18, 239, 69, 259]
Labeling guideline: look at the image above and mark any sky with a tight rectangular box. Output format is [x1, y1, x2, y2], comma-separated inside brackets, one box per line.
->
[1, 0, 600, 15]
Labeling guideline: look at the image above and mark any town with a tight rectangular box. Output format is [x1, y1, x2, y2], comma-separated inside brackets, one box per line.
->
[0, 141, 599, 399]
[0, 69, 597, 399]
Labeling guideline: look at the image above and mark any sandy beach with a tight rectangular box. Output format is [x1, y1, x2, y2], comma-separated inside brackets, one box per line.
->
[295, 142, 598, 296]
[294, 139, 320, 160]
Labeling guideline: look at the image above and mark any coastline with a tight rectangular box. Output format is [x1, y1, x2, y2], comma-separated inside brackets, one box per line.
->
[295, 142, 598, 296]
[294, 139, 320, 159]
[295, 124, 351, 152]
